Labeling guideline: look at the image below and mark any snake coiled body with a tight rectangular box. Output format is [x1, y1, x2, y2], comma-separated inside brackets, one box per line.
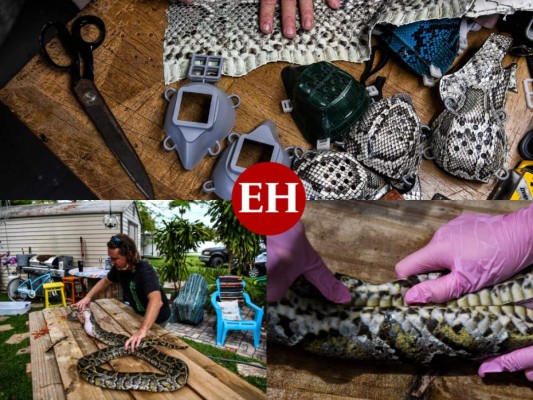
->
[268, 268, 533, 363]
[77, 311, 189, 392]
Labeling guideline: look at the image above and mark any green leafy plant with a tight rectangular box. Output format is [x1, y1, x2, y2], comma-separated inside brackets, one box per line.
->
[153, 218, 211, 298]
[206, 201, 264, 276]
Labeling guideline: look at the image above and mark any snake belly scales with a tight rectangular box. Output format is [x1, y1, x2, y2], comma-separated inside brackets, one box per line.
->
[268, 267, 533, 363]
[77, 311, 189, 392]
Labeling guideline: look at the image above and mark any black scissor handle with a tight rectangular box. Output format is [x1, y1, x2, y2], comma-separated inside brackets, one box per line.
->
[39, 21, 80, 72]
[71, 15, 106, 51]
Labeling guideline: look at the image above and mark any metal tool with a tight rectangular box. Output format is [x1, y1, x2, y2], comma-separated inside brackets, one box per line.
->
[39, 15, 154, 199]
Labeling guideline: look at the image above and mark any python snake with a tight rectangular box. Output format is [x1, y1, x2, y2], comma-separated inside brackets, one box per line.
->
[76, 310, 189, 392]
[268, 267, 533, 363]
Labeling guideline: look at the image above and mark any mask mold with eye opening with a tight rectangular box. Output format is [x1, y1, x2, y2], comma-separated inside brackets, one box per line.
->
[162, 55, 241, 170]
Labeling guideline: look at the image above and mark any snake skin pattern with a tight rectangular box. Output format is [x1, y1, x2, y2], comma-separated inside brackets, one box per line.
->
[77, 311, 189, 392]
[344, 93, 424, 182]
[268, 267, 533, 363]
[430, 34, 518, 182]
[380, 19, 462, 80]
[292, 150, 387, 200]
[162, 0, 533, 84]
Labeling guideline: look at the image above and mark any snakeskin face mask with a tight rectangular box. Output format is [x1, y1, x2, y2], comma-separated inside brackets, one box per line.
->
[343, 93, 425, 193]
[379, 18, 464, 86]
[428, 34, 518, 183]
[292, 150, 387, 200]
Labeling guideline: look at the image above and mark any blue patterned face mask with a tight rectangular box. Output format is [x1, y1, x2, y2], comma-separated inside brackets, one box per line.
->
[378, 18, 467, 87]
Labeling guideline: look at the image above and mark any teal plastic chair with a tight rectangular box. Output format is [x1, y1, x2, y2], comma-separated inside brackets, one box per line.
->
[210, 277, 264, 348]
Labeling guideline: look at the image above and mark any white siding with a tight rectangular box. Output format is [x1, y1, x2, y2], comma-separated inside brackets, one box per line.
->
[0, 203, 142, 267]
[122, 202, 141, 249]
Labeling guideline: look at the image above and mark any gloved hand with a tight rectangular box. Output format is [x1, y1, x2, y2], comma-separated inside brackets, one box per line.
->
[395, 205, 533, 304]
[267, 220, 351, 303]
[395, 205, 533, 380]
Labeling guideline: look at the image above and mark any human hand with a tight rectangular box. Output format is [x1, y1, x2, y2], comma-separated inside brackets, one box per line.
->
[395, 205, 533, 304]
[267, 220, 351, 303]
[478, 346, 533, 381]
[124, 328, 147, 352]
[75, 296, 91, 312]
[260, 0, 341, 38]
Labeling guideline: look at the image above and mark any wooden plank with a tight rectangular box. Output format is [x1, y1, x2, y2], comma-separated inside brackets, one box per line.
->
[29, 310, 66, 400]
[66, 305, 133, 400]
[0, 0, 530, 199]
[42, 306, 111, 400]
[97, 298, 266, 400]
[269, 201, 533, 399]
[87, 302, 201, 400]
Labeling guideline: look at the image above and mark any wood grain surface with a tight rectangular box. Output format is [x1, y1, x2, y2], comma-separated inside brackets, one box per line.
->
[267, 201, 533, 399]
[1, 0, 532, 199]
[30, 299, 265, 400]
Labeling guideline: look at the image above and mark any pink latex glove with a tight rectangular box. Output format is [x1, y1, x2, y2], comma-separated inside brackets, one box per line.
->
[395, 204, 533, 380]
[267, 221, 351, 303]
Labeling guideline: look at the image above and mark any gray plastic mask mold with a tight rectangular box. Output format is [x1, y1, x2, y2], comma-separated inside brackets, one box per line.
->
[202, 120, 302, 200]
[163, 83, 240, 170]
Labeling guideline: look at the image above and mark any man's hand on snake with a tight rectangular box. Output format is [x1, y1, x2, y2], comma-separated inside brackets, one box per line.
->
[124, 328, 148, 352]
[259, 0, 341, 38]
[395, 204, 533, 380]
[178, 0, 341, 39]
[267, 221, 351, 304]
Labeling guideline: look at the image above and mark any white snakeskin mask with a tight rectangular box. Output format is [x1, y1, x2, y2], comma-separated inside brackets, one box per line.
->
[429, 34, 518, 183]
[343, 93, 425, 192]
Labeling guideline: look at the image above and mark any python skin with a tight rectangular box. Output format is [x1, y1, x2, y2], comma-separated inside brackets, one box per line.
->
[163, 1, 533, 84]
[292, 150, 387, 200]
[430, 34, 518, 182]
[344, 93, 424, 183]
[268, 268, 533, 363]
[77, 311, 189, 392]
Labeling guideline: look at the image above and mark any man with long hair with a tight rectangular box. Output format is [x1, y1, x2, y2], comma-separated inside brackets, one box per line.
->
[76, 234, 171, 351]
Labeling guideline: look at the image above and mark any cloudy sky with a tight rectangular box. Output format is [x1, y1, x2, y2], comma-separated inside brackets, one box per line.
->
[141, 201, 222, 251]
[141, 201, 213, 227]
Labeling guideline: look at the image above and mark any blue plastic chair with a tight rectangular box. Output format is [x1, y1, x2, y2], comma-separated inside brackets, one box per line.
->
[211, 277, 264, 348]
[173, 274, 208, 325]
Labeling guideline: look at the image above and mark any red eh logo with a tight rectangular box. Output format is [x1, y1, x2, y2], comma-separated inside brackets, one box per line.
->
[232, 162, 306, 235]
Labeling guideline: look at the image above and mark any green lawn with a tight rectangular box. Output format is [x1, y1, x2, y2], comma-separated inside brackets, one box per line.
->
[0, 292, 39, 400]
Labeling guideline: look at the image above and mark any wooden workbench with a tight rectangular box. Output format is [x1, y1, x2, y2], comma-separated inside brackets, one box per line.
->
[29, 298, 265, 400]
[0, 0, 531, 199]
[268, 201, 533, 399]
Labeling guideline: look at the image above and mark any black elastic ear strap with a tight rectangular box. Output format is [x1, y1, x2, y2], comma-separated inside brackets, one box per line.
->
[527, 54, 533, 78]
[360, 45, 390, 85]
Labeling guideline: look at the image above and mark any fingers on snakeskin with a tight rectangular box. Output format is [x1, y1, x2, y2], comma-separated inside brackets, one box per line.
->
[404, 273, 466, 304]
[281, 0, 297, 38]
[395, 240, 449, 279]
[259, 0, 276, 34]
[298, 0, 314, 31]
[326, 0, 341, 9]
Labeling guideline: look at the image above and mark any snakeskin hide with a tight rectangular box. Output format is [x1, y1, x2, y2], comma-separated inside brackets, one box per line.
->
[344, 94, 424, 182]
[268, 268, 533, 363]
[430, 34, 518, 182]
[292, 150, 387, 200]
[163, 0, 533, 84]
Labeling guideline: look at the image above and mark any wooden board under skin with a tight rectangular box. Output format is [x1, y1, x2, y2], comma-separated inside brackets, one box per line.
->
[0, 0, 531, 199]
[267, 201, 533, 399]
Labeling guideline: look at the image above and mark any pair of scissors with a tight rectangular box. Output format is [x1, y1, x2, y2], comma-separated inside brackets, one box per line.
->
[39, 15, 154, 199]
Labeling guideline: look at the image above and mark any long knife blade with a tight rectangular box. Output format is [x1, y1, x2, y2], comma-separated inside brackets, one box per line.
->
[73, 79, 154, 199]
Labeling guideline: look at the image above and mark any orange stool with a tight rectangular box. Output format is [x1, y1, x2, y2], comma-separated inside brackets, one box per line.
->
[62, 276, 86, 304]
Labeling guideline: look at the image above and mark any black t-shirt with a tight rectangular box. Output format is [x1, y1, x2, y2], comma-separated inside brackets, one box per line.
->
[107, 259, 171, 324]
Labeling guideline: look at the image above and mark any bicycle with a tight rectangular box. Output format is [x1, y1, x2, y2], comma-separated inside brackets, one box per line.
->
[7, 272, 58, 302]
